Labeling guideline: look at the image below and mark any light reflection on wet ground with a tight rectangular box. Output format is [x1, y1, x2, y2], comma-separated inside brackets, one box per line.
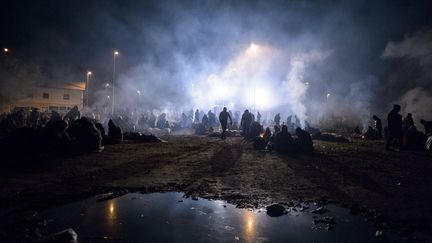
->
[40, 192, 399, 242]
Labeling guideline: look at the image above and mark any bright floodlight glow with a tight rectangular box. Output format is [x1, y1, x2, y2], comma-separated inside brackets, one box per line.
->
[87, 71, 92, 75]
[189, 42, 274, 109]
[246, 85, 274, 110]
[114, 51, 119, 55]
[105, 83, 110, 88]
[327, 93, 331, 98]
[247, 43, 259, 57]
[137, 90, 141, 95]
[3, 48, 8, 52]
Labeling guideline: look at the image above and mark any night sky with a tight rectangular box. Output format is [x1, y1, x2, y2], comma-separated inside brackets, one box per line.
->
[1, 0, 432, 121]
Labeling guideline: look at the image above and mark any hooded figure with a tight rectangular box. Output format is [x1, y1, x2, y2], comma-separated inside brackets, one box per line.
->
[64, 106, 81, 123]
[295, 127, 313, 153]
[108, 119, 123, 144]
[240, 110, 253, 138]
[274, 125, 294, 153]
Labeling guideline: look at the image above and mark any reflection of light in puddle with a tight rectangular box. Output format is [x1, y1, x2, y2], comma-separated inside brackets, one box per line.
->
[107, 202, 116, 225]
[38, 193, 394, 243]
[244, 211, 256, 240]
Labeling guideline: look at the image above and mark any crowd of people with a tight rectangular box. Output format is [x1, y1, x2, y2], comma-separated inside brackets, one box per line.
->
[0, 106, 163, 156]
[1, 103, 431, 156]
[383, 104, 432, 151]
[350, 104, 432, 151]
[215, 107, 314, 154]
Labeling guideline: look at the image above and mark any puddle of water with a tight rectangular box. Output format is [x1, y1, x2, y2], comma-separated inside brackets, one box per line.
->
[39, 192, 396, 242]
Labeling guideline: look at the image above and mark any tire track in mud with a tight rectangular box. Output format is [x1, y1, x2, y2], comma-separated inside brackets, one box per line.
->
[181, 138, 245, 200]
[209, 141, 243, 174]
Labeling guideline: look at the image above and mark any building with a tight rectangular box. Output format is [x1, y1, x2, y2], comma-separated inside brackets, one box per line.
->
[1, 82, 86, 114]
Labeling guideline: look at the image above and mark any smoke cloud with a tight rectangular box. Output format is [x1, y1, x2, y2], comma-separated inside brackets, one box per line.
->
[382, 28, 432, 125]
[2, 0, 432, 129]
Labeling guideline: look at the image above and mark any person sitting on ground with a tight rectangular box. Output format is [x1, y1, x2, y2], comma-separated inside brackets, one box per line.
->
[263, 127, 272, 144]
[94, 122, 107, 144]
[43, 120, 70, 152]
[64, 106, 81, 123]
[403, 113, 414, 129]
[108, 119, 123, 144]
[50, 110, 62, 123]
[363, 126, 375, 140]
[352, 126, 361, 137]
[248, 121, 263, 139]
[274, 125, 295, 153]
[405, 126, 427, 150]
[67, 117, 102, 152]
[295, 127, 313, 153]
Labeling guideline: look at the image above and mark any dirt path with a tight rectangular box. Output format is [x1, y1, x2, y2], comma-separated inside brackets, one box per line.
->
[0, 135, 431, 240]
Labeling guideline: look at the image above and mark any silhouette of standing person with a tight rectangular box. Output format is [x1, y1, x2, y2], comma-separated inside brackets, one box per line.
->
[240, 110, 253, 138]
[274, 113, 281, 127]
[219, 107, 232, 140]
[257, 112, 262, 124]
[386, 104, 402, 151]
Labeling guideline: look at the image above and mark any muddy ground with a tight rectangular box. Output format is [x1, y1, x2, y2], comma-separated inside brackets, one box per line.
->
[0, 135, 431, 241]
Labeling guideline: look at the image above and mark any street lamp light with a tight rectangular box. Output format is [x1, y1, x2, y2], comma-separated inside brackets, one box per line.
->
[86, 71, 92, 109]
[112, 50, 119, 116]
[3, 48, 8, 53]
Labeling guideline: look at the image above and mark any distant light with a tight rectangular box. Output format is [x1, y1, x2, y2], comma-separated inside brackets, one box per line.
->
[87, 71, 92, 76]
[247, 43, 260, 57]
[326, 93, 331, 98]
[105, 83, 110, 88]
[114, 51, 119, 55]
[107, 95, 111, 99]
[3, 48, 8, 53]
[137, 90, 141, 95]
[109, 203, 114, 214]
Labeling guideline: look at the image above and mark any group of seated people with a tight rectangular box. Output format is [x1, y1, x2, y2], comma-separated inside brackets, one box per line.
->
[255, 125, 313, 154]
[0, 108, 163, 157]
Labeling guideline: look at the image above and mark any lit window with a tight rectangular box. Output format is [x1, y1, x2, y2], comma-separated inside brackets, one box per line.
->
[63, 94, 70, 100]
[43, 93, 49, 99]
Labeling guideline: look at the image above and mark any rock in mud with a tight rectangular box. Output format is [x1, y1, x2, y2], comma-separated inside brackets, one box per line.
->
[266, 204, 286, 217]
